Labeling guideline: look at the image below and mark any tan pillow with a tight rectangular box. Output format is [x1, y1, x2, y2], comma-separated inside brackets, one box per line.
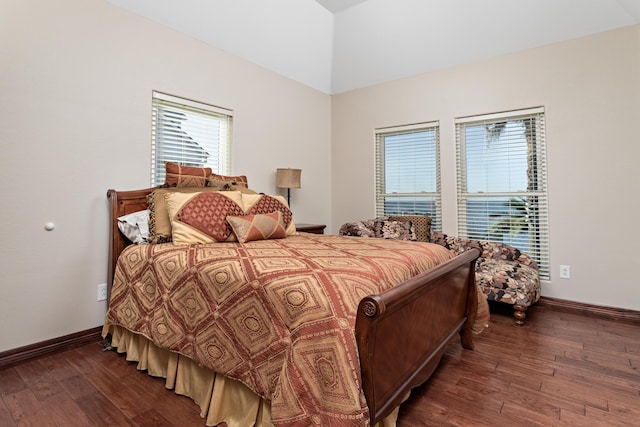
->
[241, 193, 296, 236]
[165, 162, 211, 187]
[165, 191, 245, 245]
[207, 179, 258, 194]
[208, 173, 248, 188]
[147, 187, 232, 243]
[227, 212, 286, 243]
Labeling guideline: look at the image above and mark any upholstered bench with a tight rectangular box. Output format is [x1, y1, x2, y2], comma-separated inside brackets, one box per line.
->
[338, 216, 541, 325]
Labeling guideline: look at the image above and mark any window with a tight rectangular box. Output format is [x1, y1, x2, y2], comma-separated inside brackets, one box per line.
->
[151, 91, 233, 186]
[375, 122, 441, 230]
[455, 107, 550, 279]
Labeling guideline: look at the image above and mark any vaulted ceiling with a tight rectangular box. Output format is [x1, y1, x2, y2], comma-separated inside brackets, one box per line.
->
[106, 0, 640, 94]
[315, 0, 369, 13]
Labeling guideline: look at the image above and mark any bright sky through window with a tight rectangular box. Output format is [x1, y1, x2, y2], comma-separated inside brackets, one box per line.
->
[465, 121, 528, 194]
[384, 130, 437, 194]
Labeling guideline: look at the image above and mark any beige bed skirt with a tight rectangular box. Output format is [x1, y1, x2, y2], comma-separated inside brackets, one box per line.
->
[103, 324, 401, 427]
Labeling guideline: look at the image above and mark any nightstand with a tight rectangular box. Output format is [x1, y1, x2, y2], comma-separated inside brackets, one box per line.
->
[296, 223, 326, 234]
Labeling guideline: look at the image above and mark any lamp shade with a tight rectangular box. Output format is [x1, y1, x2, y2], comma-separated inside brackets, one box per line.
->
[276, 168, 301, 189]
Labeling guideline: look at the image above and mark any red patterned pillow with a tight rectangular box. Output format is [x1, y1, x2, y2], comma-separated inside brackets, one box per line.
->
[227, 212, 286, 243]
[165, 162, 211, 187]
[164, 191, 245, 244]
[241, 194, 295, 236]
[147, 187, 224, 243]
[209, 173, 248, 188]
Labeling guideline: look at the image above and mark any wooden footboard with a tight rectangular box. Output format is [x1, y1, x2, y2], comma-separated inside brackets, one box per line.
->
[355, 248, 480, 425]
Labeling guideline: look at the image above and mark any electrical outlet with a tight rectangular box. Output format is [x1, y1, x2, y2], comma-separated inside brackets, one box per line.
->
[97, 283, 108, 301]
[559, 265, 571, 279]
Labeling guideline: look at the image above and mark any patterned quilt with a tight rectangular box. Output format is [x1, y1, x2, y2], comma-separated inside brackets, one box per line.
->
[105, 233, 454, 426]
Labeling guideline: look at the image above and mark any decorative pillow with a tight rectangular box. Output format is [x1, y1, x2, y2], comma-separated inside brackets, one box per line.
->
[165, 162, 211, 187]
[473, 286, 491, 334]
[164, 191, 245, 245]
[338, 219, 377, 238]
[117, 209, 150, 244]
[207, 179, 258, 194]
[227, 211, 286, 243]
[147, 187, 225, 243]
[373, 220, 416, 241]
[241, 194, 296, 236]
[208, 173, 248, 188]
[389, 215, 432, 242]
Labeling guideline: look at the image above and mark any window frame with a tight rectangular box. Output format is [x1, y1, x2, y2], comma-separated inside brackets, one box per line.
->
[455, 107, 550, 279]
[151, 91, 233, 187]
[375, 121, 442, 231]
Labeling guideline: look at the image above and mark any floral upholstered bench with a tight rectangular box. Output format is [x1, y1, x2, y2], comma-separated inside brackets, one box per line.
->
[338, 216, 541, 325]
[430, 231, 541, 325]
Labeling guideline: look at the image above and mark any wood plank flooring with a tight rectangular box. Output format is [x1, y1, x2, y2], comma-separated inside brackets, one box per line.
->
[1, 302, 639, 426]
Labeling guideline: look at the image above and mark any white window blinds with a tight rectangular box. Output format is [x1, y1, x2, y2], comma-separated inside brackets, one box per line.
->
[375, 122, 441, 230]
[455, 107, 550, 279]
[151, 91, 233, 186]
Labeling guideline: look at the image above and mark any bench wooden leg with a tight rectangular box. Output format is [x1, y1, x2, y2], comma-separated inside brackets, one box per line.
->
[513, 305, 527, 326]
[513, 305, 527, 325]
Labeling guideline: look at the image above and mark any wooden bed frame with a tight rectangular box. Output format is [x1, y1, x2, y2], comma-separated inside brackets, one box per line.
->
[106, 187, 480, 426]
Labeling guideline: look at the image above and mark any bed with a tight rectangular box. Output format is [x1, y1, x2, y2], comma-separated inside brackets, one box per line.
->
[102, 185, 480, 427]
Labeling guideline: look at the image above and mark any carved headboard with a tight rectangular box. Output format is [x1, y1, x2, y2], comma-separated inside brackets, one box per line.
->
[106, 187, 156, 299]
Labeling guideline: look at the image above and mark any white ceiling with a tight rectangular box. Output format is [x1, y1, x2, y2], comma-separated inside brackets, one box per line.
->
[105, 0, 640, 94]
[315, 0, 369, 13]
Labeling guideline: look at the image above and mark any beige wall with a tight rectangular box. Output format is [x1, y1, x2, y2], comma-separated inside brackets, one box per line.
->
[332, 25, 640, 310]
[0, 0, 331, 352]
[2, 1, 638, 354]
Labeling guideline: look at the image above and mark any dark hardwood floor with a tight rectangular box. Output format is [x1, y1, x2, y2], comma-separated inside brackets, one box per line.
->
[1, 303, 639, 426]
